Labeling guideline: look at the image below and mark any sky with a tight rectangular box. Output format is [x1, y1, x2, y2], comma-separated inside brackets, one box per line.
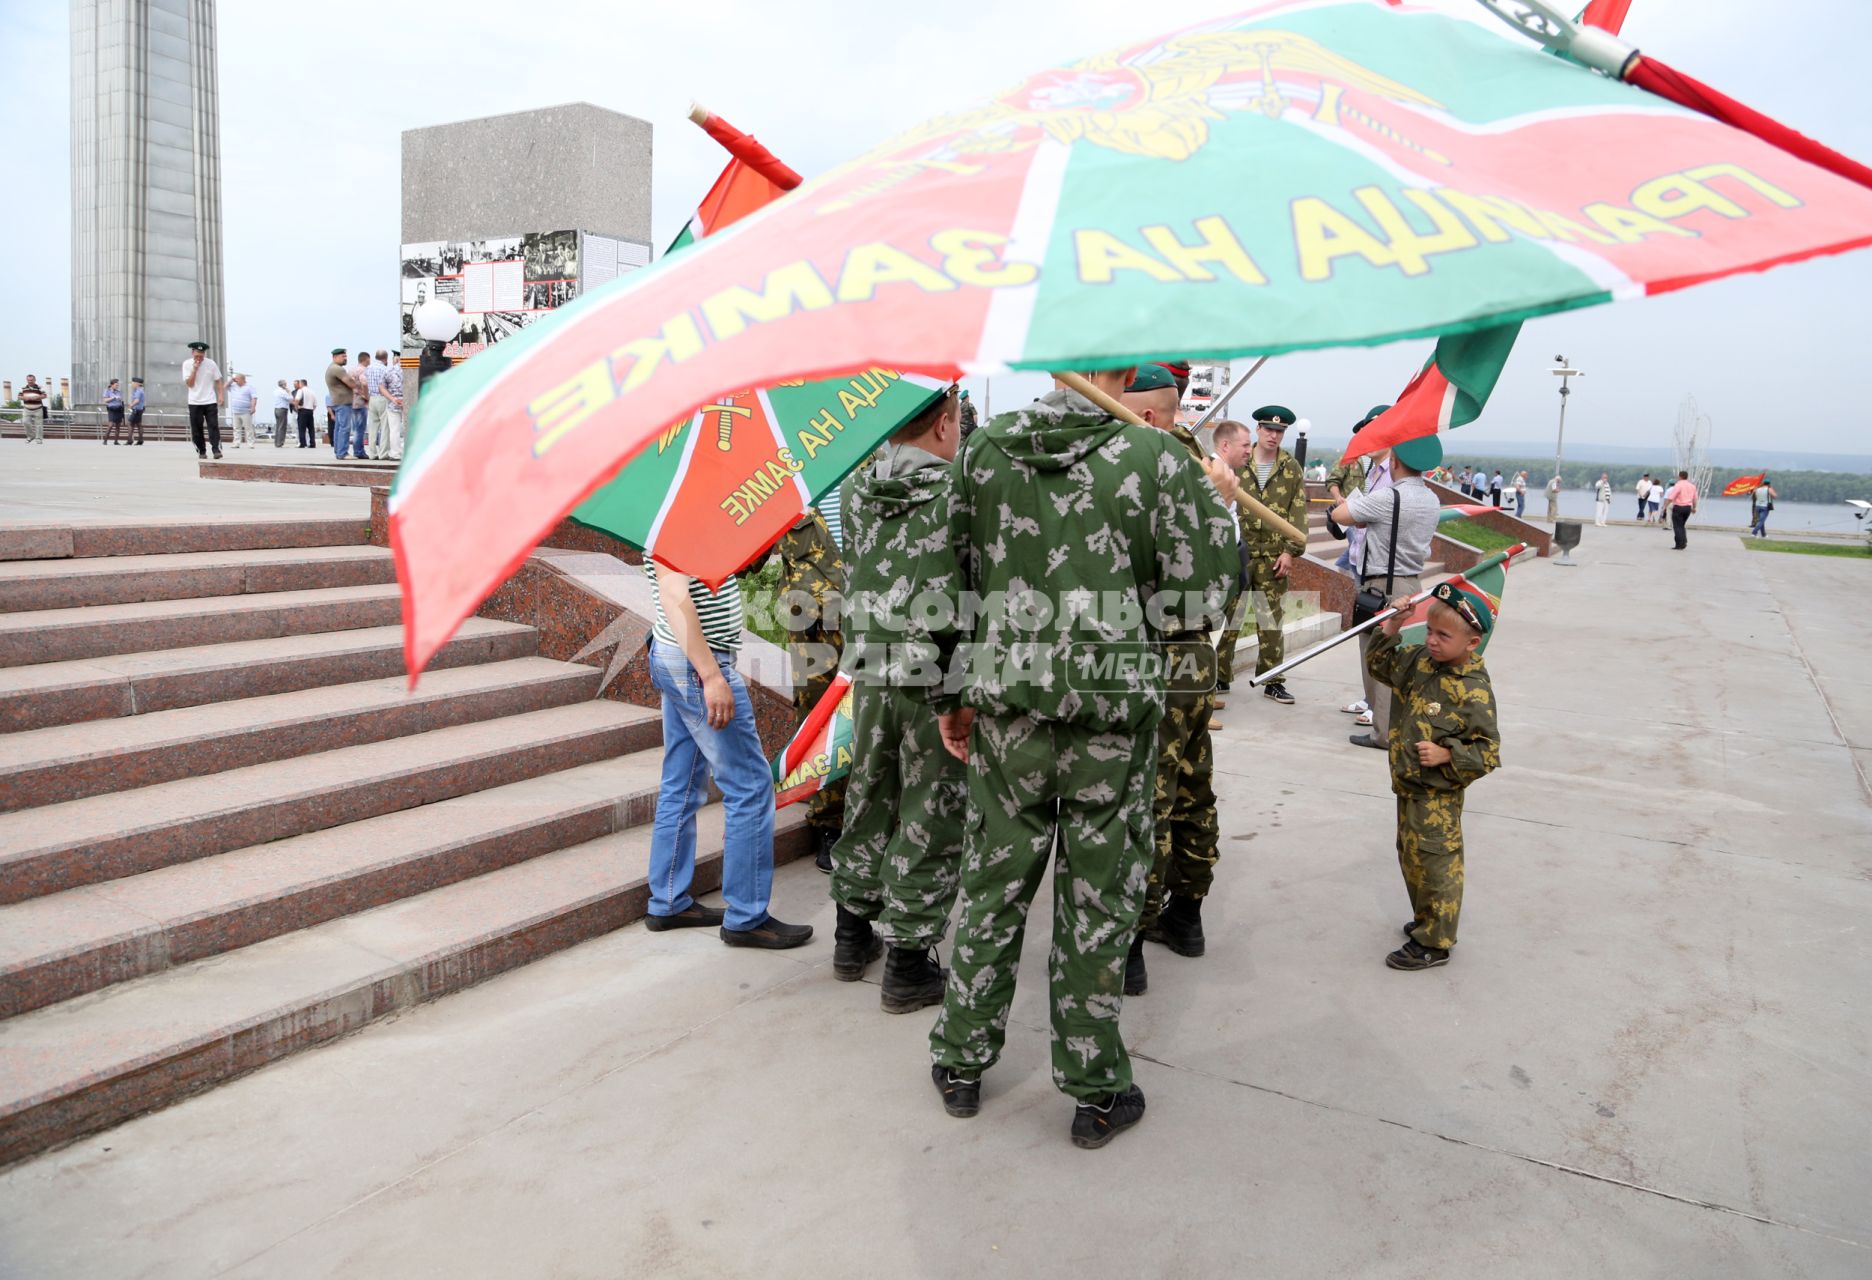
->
[2, 0, 1868, 456]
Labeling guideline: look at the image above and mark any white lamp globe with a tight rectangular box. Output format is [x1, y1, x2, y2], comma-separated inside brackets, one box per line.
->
[1293, 417, 1312, 434]
[414, 298, 463, 343]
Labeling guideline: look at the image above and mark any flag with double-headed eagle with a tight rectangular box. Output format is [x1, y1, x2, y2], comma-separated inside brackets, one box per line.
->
[391, 0, 1872, 679]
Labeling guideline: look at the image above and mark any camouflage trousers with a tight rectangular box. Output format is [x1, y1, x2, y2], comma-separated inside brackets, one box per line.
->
[1246, 556, 1288, 677]
[1397, 788, 1466, 950]
[1216, 560, 1288, 684]
[787, 623, 845, 835]
[828, 683, 967, 946]
[929, 712, 1157, 1101]
[1141, 643, 1218, 931]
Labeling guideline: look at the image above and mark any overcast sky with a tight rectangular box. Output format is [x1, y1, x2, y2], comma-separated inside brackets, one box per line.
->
[2, 0, 1867, 454]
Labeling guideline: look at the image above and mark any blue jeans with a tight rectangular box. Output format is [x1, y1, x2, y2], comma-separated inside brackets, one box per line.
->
[647, 640, 775, 930]
[332, 405, 352, 457]
[1751, 509, 1770, 536]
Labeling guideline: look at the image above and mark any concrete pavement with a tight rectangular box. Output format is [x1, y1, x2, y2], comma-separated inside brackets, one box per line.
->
[1, 440, 370, 523]
[0, 518, 1866, 1277]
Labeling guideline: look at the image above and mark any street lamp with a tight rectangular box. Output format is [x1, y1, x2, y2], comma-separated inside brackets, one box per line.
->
[414, 297, 462, 393]
[1551, 354, 1583, 495]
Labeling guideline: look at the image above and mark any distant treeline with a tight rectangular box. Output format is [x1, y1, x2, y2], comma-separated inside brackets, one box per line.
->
[1320, 449, 1872, 504]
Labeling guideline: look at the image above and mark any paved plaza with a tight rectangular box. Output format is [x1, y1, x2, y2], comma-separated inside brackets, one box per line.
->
[1, 441, 370, 524]
[0, 445, 1868, 1277]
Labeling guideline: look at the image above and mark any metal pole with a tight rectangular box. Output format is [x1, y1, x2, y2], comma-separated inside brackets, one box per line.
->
[1189, 355, 1269, 433]
[1553, 375, 1569, 483]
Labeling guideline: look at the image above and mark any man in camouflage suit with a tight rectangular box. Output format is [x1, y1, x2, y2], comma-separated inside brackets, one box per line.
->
[925, 367, 1240, 1149]
[1230, 405, 1310, 705]
[776, 489, 847, 869]
[829, 387, 969, 1013]
[1118, 371, 1242, 990]
[1366, 581, 1501, 971]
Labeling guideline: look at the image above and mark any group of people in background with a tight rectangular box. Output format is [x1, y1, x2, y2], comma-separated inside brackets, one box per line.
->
[12, 340, 409, 460]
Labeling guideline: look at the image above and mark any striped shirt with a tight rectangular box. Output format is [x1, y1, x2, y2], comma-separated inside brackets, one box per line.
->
[644, 561, 745, 656]
[814, 482, 845, 553]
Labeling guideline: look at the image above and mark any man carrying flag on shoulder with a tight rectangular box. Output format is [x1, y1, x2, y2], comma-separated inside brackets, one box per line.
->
[925, 365, 1240, 1149]
[1119, 366, 1239, 992]
[826, 386, 969, 1013]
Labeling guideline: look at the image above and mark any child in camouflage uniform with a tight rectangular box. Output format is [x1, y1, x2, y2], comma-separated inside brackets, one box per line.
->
[1366, 581, 1502, 971]
[829, 387, 969, 1013]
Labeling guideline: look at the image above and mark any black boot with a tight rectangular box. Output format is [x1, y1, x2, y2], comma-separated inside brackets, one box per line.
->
[1144, 894, 1206, 958]
[832, 905, 882, 981]
[1123, 933, 1148, 996]
[880, 945, 945, 1014]
[813, 828, 836, 874]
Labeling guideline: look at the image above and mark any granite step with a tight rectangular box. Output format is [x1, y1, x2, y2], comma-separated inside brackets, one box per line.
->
[0, 517, 369, 563]
[0, 753, 669, 1016]
[0, 584, 405, 668]
[0, 545, 397, 613]
[0, 618, 537, 734]
[0, 700, 661, 904]
[0, 806, 810, 1166]
[0, 657, 603, 812]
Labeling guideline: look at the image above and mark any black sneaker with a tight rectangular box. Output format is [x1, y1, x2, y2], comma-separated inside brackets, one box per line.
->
[1070, 1084, 1146, 1149]
[1123, 933, 1147, 996]
[1385, 938, 1450, 970]
[1403, 920, 1418, 938]
[720, 915, 814, 950]
[1263, 680, 1295, 705]
[643, 902, 726, 932]
[932, 1064, 980, 1118]
[814, 833, 835, 874]
[212, 449, 224, 459]
[1214, 679, 1231, 693]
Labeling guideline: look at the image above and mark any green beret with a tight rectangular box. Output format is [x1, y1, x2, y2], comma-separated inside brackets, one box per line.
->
[1353, 404, 1392, 432]
[1392, 433, 1443, 471]
[1125, 365, 1177, 393]
[188, 341, 209, 352]
[1252, 404, 1296, 426]
[1433, 581, 1495, 635]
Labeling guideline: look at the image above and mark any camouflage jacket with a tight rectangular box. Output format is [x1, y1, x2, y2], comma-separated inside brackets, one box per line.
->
[776, 509, 846, 602]
[1327, 456, 1367, 501]
[933, 386, 1239, 731]
[1237, 449, 1309, 560]
[842, 443, 956, 688]
[1366, 630, 1501, 795]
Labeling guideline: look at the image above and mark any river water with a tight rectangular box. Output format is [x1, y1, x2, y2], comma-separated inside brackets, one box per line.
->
[1468, 487, 1869, 535]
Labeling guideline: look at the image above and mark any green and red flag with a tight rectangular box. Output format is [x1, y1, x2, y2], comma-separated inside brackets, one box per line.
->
[1394, 544, 1522, 657]
[392, 0, 1872, 678]
[1721, 473, 1766, 497]
[1438, 503, 1498, 523]
[772, 671, 855, 808]
[566, 111, 946, 583]
[1346, 322, 1521, 460]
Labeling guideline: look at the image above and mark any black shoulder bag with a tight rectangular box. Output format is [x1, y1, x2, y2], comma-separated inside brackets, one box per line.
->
[1350, 488, 1400, 626]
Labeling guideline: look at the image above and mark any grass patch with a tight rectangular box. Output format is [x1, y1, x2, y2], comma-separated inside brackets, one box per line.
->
[1742, 538, 1872, 559]
[1438, 518, 1520, 554]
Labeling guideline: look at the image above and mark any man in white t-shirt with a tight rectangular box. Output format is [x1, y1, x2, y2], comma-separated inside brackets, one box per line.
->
[181, 340, 225, 458]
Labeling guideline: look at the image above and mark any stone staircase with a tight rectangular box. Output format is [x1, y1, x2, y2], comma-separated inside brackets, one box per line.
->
[0, 518, 799, 1165]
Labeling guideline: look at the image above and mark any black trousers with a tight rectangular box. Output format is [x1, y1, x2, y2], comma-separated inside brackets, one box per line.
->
[188, 403, 222, 454]
[297, 409, 315, 446]
[1671, 504, 1692, 548]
